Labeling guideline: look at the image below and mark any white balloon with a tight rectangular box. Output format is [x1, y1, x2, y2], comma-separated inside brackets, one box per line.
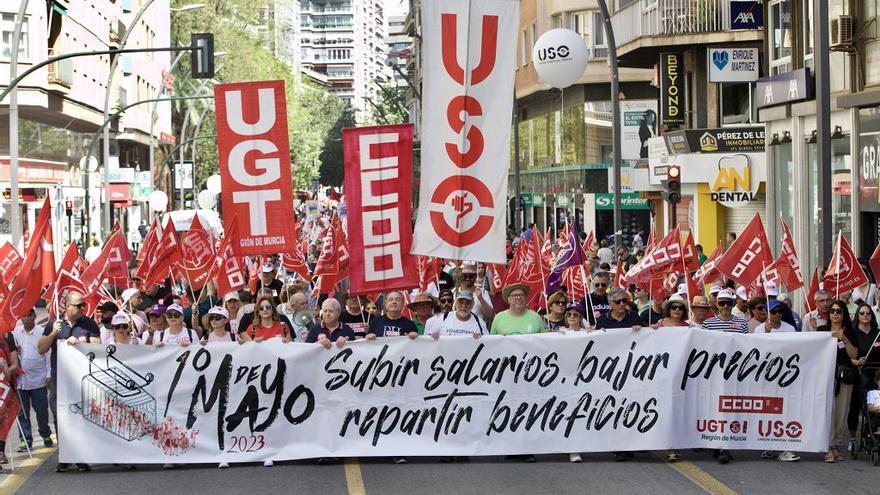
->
[148, 190, 169, 211]
[207, 174, 222, 194]
[532, 29, 589, 89]
[197, 190, 216, 210]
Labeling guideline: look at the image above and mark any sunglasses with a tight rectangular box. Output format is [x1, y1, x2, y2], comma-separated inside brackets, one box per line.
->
[565, 311, 581, 317]
[509, 293, 526, 299]
[752, 306, 767, 312]
[113, 324, 129, 330]
[594, 283, 608, 288]
[439, 298, 453, 304]
[610, 299, 627, 305]
[552, 301, 565, 306]
[462, 274, 476, 278]
[670, 305, 685, 311]
[165, 312, 182, 319]
[259, 305, 274, 311]
[829, 308, 845, 315]
[717, 301, 734, 307]
[769, 309, 783, 315]
[859, 312, 873, 316]
[209, 315, 226, 321]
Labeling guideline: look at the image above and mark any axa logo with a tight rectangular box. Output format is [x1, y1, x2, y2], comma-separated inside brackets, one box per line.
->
[536, 45, 571, 62]
[734, 12, 755, 24]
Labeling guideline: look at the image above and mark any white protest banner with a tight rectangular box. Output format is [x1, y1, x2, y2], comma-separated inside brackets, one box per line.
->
[58, 329, 834, 463]
[411, 0, 518, 264]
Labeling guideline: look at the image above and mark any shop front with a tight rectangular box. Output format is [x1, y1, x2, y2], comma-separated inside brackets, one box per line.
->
[859, 106, 880, 262]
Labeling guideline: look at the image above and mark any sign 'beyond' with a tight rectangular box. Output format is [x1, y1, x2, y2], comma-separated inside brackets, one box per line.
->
[214, 80, 296, 256]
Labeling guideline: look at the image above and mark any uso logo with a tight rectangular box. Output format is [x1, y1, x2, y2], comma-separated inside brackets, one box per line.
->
[536, 45, 571, 62]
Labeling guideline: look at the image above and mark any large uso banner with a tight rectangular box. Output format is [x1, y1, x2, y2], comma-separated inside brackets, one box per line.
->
[411, 0, 518, 264]
[57, 330, 834, 463]
[214, 80, 296, 256]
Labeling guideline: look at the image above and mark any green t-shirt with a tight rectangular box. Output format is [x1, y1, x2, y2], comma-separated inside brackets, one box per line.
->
[490, 309, 545, 335]
[413, 319, 426, 335]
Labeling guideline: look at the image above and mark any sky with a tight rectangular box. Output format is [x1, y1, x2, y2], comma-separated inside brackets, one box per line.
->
[385, 0, 408, 17]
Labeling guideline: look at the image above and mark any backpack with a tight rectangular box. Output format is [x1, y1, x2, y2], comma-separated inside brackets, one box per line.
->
[441, 311, 486, 334]
[158, 328, 195, 344]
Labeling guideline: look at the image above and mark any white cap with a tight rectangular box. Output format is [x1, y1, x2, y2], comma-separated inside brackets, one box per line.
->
[677, 283, 687, 295]
[111, 312, 130, 326]
[710, 285, 723, 295]
[207, 306, 229, 319]
[121, 288, 140, 304]
[717, 289, 736, 301]
[262, 263, 276, 273]
[765, 281, 779, 297]
[735, 286, 748, 300]
[166, 303, 185, 314]
[224, 292, 241, 302]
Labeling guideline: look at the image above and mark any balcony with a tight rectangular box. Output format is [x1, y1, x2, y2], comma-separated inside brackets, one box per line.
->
[46, 49, 74, 89]
[610, 0, 753, 58]
[587, 46, 608, 61]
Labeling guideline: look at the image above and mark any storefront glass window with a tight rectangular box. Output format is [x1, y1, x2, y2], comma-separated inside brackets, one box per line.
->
[807, 141, 818, 277]
[772, 141, 794, 254]
[769, 0, 792, 75]
[831, 136, 852, 244]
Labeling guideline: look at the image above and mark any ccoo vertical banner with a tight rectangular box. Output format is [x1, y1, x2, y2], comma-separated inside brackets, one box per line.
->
[660, 53, 685, 128]
[214, 80, 296, 256]
[343, 124, 418, 294]
[411, 0, 519, 264]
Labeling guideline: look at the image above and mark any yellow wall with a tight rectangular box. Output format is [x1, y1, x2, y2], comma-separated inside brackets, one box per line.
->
[696, 183, 724, 256]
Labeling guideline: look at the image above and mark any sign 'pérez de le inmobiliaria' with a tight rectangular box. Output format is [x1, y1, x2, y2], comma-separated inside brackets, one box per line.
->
[214, 80, 296, 256]
[411, 0, 518, 264]
[57, 330, 834, 463]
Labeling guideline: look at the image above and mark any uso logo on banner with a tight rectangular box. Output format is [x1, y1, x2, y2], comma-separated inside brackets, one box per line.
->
[412, 0, 518, 264]
[342, 124, 418, 294]
[214, 80, 295, 256]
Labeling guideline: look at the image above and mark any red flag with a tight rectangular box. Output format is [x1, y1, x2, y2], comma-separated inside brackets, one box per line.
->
[774, 219, 804, 291]
[417, 257, 442, 292]
[624, 226, 682, 284]
[49, 270, 92, 320]
[1, 197, 54, 324]
[715, 213, 773, 288]
[81, 226, 131, 296]
[582, 230, 598, 253]
[314, 214, 350, 294]
[282, 248, 310, 281]
[248, 256, 262, 294]
[177, 214, 215, 290]
[694, 244, 724, 288]
[136, 218, 161, 280]
[0, 242, 22, 284]
[540, 228, 553, 268]
[684, 268, 699, 304]
[645, 224, 657, 251]
[869, 242, 880, 285]
[142, 220, 183, 288]
[805, 269, 819, 313]
[681, 231, 700, 272]
[824, 232, 869, 296]
[489, 263, 507, 292]
[209, 216, 246, 296]
[505, 230, 546, 310]
[0, 374, 19, 441]
[613, 259, 627, 289]
[563, 266, 588, 302]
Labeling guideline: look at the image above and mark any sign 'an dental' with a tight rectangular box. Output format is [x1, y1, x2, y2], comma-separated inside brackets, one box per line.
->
[710, 154, 760, 208]
[215, 80, 296, 256]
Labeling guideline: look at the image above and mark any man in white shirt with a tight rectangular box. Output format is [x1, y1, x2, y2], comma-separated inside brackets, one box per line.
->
[13, 308, 53, 451]
[754, 300, 796, 334]
[427, 291, 487, 338]
[455, 263, 494, 324]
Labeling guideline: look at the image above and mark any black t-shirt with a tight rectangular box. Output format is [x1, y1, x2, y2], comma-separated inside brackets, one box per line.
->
[851, 326, 880, 363]
[640, 307, 665, 326]
[596, 311, 643, 330]
[306, 322, 355, 343]
[43, 316, 101, 378]
[368, 314, 418, 337]
[545, 317, 565, 332]
[340, 311, 370, 340]
[584, 293, 610, 326]
[817, 324, 859, 368]
[251, 279, 285, 305]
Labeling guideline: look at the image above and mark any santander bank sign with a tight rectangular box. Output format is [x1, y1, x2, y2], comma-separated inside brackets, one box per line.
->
[214, 80, 296, 256]
[411, 0, 518, 264]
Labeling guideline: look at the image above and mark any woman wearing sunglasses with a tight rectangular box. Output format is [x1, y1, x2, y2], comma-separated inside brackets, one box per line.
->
[817, 300, 859, 463]
[152, 304, 197, 347]
[110, 312, 141, 345]
[562, 303, 587, 332]
[201, 307, 238, 344]
[846, 302, 880, 445]
[240, 295, 292, 343]
[543, 290, 567, 332]
[657, 295, 688, 329]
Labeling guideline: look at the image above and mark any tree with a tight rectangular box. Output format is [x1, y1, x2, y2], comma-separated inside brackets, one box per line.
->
[318, 107, 357, 187]
[366, 81, 409, 126]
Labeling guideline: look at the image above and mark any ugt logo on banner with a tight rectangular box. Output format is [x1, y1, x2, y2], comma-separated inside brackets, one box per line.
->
[214, 80, 295, 256]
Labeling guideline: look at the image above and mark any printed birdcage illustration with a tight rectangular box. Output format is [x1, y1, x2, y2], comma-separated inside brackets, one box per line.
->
[70, 345, 156, 441]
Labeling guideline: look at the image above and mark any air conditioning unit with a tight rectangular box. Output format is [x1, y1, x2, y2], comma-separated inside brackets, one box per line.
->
[831, 15, 854, 51]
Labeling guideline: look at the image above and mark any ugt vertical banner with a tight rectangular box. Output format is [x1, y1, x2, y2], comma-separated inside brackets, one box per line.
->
[660, 53, 686, 128]
[214, 80, 296, 256]
[343, 124, 418, 294]
[411, 0, 518, 264]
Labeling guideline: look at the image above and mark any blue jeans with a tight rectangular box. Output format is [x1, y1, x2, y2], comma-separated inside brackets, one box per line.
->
[17, 387, 52, 445]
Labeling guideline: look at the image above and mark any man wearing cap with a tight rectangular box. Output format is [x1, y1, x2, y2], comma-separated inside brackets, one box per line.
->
[689, 296, 711, 329]
[121, 288, 148, 337]
[754, 300, 797, 334]
[733, 286, 749, 320]
[426, 291, 487, 338]
[408, 293, 438, 335]
[38, 290, 100, 473]
[708, 284, 723, 313]
[456, 263, 495, 325]
[491, 284, 544, 335]
[702, 289, 748, 334]
[252, 262, 284, 305]
[437, 289, 454, 314]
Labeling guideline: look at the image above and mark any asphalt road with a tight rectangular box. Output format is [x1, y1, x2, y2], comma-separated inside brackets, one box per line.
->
[2, 448, 878, 495]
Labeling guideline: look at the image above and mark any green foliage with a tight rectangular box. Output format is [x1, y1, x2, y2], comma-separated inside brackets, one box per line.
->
[367, 82, 409, 126]
[318, 107, 357, 187]
[168, 0, 343, 190]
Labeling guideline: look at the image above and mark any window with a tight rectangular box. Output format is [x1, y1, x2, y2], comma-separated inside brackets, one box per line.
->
[864, 0, 880, 86]
[531, 23, 536, 51]
[1, 13, 29, 59]
[521, 29, 528, 66]
[831, 135, 852, 243]
[803, 0, 814, 69]
[720, 83, 753, 125]
[771, 139, 794, 254]
[769, 0, 792, 75]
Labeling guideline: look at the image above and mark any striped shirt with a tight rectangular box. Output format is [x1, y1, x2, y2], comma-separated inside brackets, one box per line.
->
[702, 315, 749, 334]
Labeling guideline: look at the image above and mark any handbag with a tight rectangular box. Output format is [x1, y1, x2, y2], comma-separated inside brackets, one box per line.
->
[836, 364, 858, 385]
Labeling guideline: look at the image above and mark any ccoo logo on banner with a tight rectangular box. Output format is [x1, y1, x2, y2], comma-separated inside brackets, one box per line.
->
[343, 124, 418, 294]
[411, 0, 519, 263]
[214, 80, 296, 256]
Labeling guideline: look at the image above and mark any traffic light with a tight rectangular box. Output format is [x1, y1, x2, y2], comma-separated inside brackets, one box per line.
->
[191, 33, 214, 79]
[662, 164, 681, 204]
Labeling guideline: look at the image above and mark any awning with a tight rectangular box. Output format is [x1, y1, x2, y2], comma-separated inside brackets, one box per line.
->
[109, 183, 131, 206]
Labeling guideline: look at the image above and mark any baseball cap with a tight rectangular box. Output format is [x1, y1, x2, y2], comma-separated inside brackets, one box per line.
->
[262, 263, 276, 273]
[691, 296, 711, 308]
[717, 289, 736, 301]
[208, 306, 230, 319]
[111, 312, 130, 326]
[765, 281, 779, 297]
[121, 288, 140, 304]
[461, 262, 477, 274]
[735, 286, 748, 300]
[709, 285, 723, 295]
[456, 290, 475, 302]
[166, 303, 185, 314]
[148, 304, 167, 316]
[98, 301, 119, 313]
[224, 291, 241, 303]
[768, 299, 785, 311]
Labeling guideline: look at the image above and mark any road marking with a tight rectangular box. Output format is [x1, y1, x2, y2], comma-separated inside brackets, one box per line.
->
[666, 459, 739, 495]
[344, 458, 366, 495]
[0, 447, 55, 495]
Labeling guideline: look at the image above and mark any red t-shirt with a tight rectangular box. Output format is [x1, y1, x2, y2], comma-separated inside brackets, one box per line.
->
[246, 321, 288, 341]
